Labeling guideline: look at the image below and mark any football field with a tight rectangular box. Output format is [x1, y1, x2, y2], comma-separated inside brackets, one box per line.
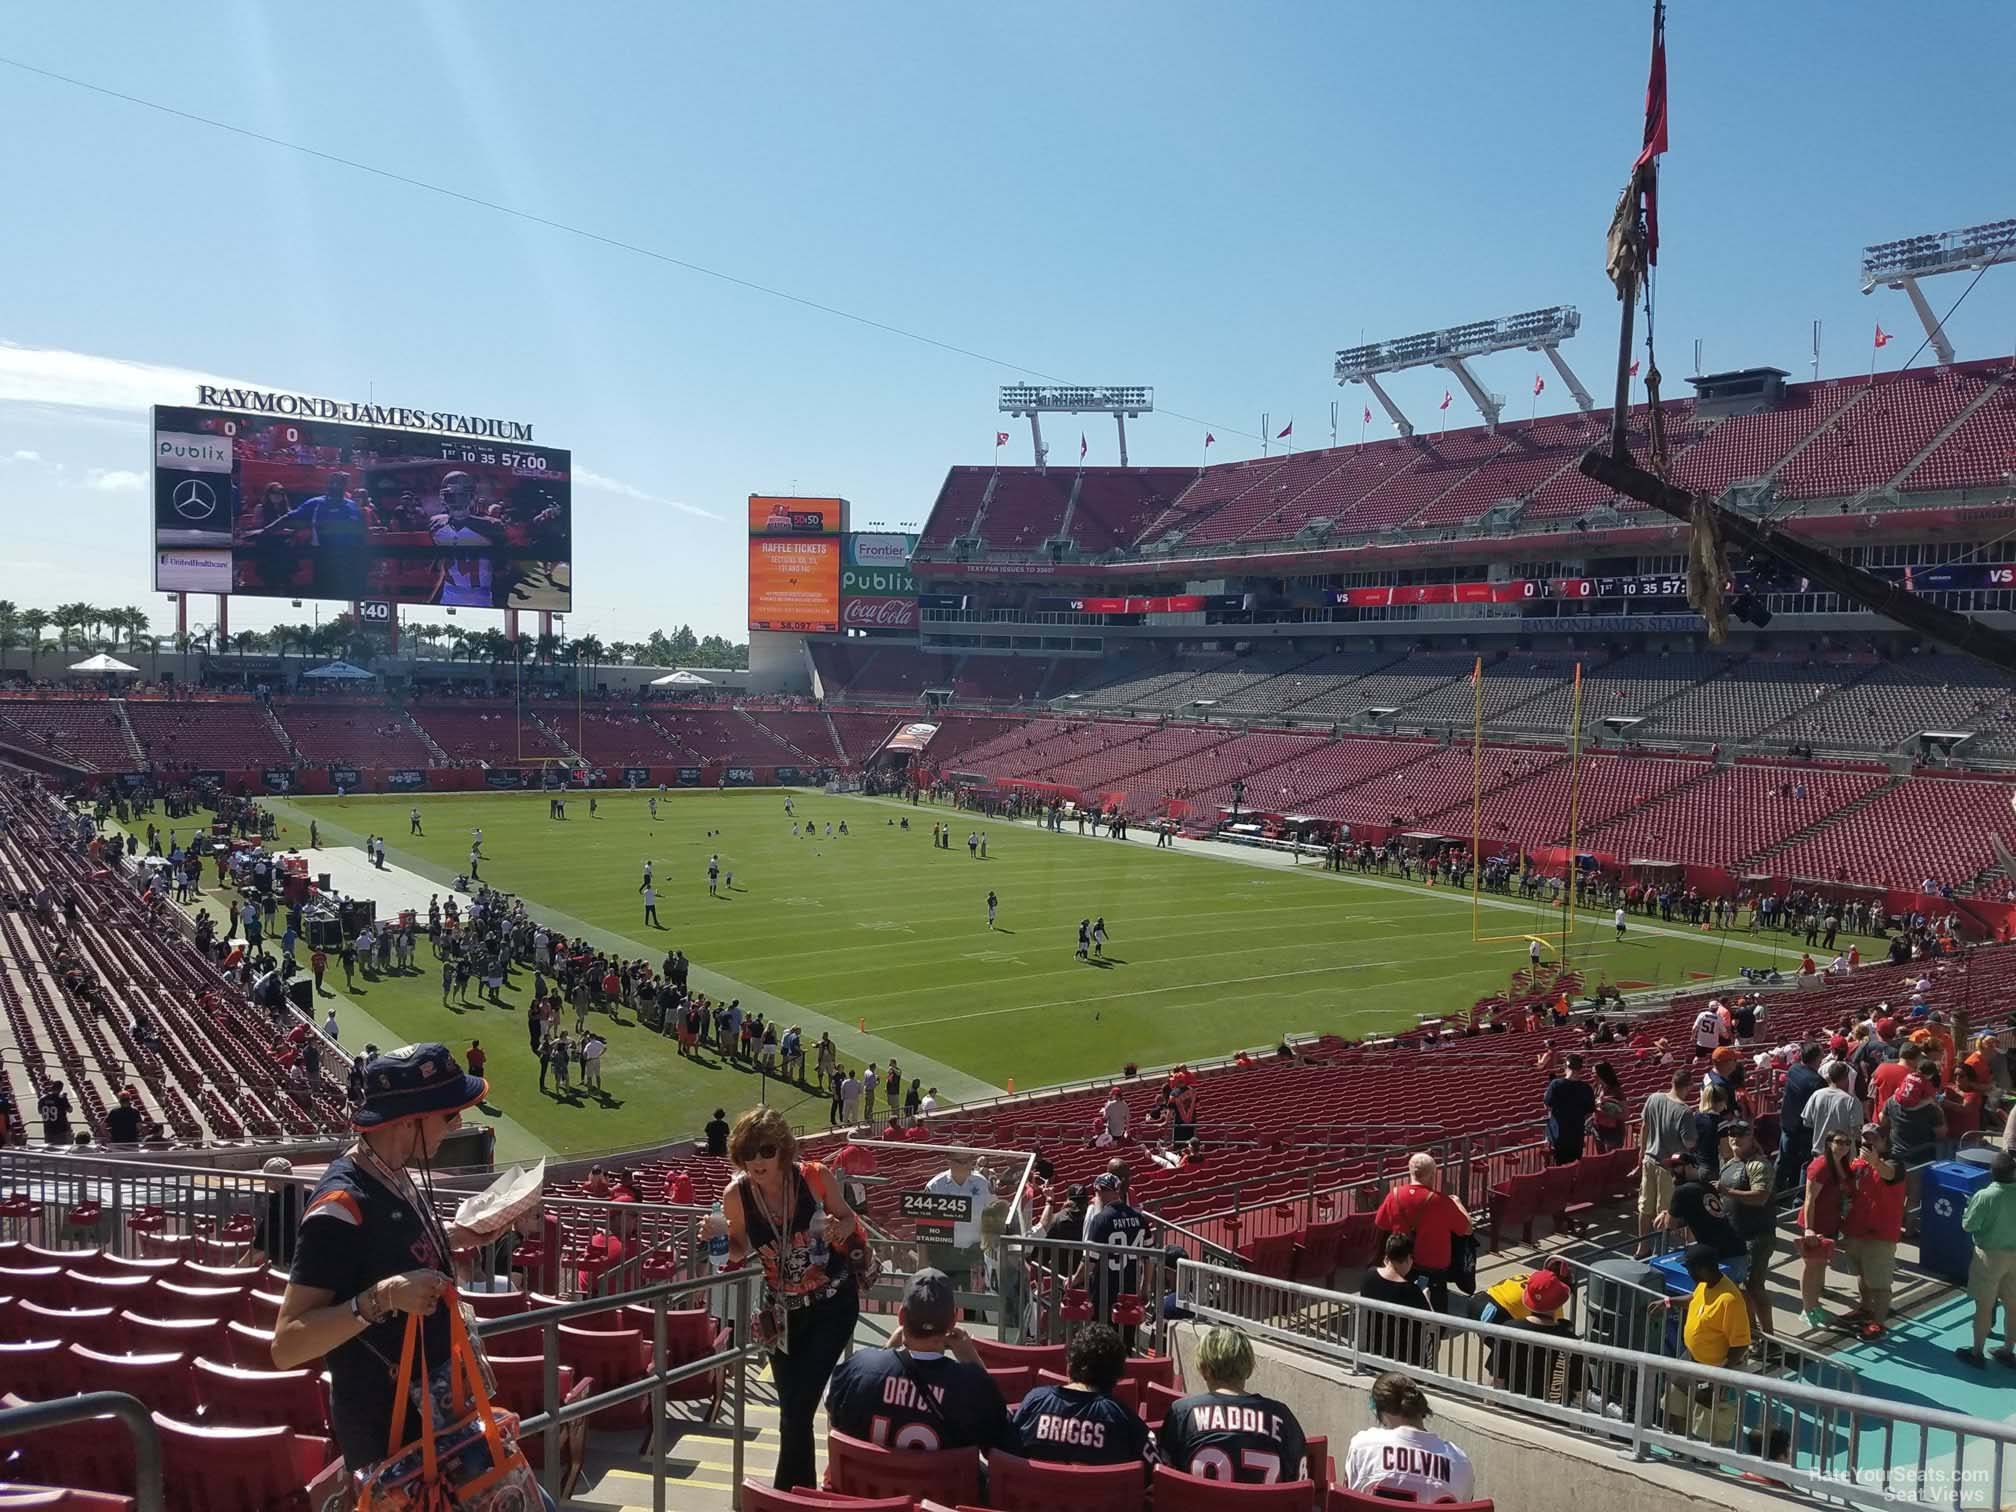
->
[258, 789, 1834, 1159]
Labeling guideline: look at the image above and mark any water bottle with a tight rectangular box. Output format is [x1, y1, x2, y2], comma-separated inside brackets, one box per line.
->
[808, 1201, 830, 1269]
[707, 1202, 730, 1269]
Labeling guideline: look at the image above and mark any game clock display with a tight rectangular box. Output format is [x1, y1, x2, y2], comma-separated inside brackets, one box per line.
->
[151, 404, 574, 609]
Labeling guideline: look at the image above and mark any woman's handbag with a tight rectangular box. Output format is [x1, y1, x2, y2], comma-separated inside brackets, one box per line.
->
[355, 1291, 541, 1511]
[1447, 1231, 1480, 1295]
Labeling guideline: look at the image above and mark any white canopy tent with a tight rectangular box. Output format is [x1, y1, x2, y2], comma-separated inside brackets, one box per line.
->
[302, 660, 376, 681]
[650, 669, 714, 686]
[66, 653, 139, 676]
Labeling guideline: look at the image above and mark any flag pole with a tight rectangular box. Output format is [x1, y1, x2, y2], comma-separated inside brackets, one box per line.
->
[1469, 655, 1485, 943]
[1330, 401, 1339, 450]
[1262, 413, 1269, 459]
[1560, 662, 1585, 968]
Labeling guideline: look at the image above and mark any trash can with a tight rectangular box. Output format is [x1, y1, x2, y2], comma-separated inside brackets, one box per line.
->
[1586, 1255, 1665, 1354]
[1921, 1159, 1996, 1283]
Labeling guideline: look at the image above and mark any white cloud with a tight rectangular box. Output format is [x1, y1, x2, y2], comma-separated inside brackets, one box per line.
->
[576, 465, 721, 521]
[6, 449, 40, 463]
[0, 341, 258, 415]
[86, 468, 146, 493]
[0, 341, 716, 524]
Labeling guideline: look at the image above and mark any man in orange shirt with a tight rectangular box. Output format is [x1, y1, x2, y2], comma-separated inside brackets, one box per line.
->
[1373, 1152, 1472, 1312]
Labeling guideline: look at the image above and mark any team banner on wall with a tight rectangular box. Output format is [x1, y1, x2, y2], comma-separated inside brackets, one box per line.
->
[723, 767, 757, 786]
[621, 767, 651, 787]
[330, 766, 362, 789]
[387, 769, 426, 790]
[749, 495, 845, 633]
[262, 768, 293, 792]
[675, 767, 703, 787]
[483, 769, 525, 789]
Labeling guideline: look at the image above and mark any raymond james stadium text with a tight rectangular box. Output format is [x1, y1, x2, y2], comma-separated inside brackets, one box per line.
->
[194, 385, 534, 440]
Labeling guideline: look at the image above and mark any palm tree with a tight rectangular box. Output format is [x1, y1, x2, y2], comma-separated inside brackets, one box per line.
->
[535, 630, 561, 666]
[20, 608, 51, 666]
[0, 600, 19, 662]
[232, 630, 259, 657]
[572, 634, 604, 678]
[448, 631, 472, 665]
[85, 605, 110, 649]
[53, 602, 92, 653]
[120, 607, 151, 653]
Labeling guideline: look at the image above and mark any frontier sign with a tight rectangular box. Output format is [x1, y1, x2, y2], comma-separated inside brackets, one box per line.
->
[194, 385, 535, 441]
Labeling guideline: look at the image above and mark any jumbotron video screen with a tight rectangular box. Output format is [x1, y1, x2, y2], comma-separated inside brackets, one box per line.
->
[151, 405, 573, 610]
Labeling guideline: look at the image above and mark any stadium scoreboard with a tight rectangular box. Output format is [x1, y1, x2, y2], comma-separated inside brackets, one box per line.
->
[748, 496, 846, 633]
[152, 400, 573, 610]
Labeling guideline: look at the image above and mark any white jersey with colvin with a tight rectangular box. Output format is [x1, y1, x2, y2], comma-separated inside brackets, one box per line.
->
[432, 519, 495, 605]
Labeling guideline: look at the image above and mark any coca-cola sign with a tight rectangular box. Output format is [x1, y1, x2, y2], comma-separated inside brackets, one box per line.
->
[840, 594, 918, 630]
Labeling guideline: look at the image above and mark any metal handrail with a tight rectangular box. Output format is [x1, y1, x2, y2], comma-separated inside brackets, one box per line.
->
[472, 1265, 761, 1511]
[1177, 1257, 2016, 1512]
[0, 1390, 165, 1511]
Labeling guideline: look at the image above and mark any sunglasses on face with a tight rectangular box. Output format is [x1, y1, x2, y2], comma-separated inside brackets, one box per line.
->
[746, 1143, 779, 1162]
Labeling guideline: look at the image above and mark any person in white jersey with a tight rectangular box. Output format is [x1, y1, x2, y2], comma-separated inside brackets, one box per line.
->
[1343, 1372, 1475, 1503]
[429, 472, 504, 607]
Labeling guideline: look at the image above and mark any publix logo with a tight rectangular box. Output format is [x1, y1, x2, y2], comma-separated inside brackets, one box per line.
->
[842, 567, 915, 594]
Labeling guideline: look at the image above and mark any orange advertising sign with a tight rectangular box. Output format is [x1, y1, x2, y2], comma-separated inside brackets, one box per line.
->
[748, 495, 845, 536]
[748, 535, 840, 632]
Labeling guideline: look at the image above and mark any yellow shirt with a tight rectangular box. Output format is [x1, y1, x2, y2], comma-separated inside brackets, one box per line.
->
[1682, 1277, 1751, 1367]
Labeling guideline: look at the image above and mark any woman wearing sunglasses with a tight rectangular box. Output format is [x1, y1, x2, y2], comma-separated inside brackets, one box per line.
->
[702, 1105, 864, 1490]
[268, 1044, 560, 1507]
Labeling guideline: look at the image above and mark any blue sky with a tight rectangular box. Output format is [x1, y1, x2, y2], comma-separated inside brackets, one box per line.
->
[2, 1, 2012, 643]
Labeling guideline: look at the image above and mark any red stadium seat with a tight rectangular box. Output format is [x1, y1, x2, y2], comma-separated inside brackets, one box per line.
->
[221, 1321, 277, 1371]
[15, 1303, 118, 1353]
[61, 1273, 155, 1311]
[1120, 1355, 1177, 1392]
[740, 1484, 915, 1511]
[483, 1355, 589, 1477]
[825, 1429, 981, 1506]
[243, 1290, 283, 1331]
[0, 1485, 136, 1509]
[0, 1342, 68, 1398]
[182, 1264, 263, 1290]
[151, 1415, 331, 1512]
[65, 1345, 199, 1419]
[16, 1246, 86, 1270]
[88, 1255, 181, 1281]
[555, 1325, 648, 1429]
[1152, 1464, 1319, 1510]
[984, 1365, 1036, 1408]
[191, 1357, 329, 1437]
[987, 1450, 1149, 1512]
[1142, 1380, 1184, 1430]
[461, 1287, 531, 1318]
[0, 1269, 65, 1309]
[149, 1283, 247, 1324]
[117, 1311, 232, 1361]
[0, 1393, 134, 1497]
[1328, 1490, 1494, 1512]
[970, 1339, 1065, 1375]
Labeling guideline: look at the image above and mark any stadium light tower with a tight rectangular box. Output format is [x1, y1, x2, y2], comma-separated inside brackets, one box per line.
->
[1862, 217, 2016, 367]
[1335, 306, 1589, 435]
[999, 385, 1153, 471]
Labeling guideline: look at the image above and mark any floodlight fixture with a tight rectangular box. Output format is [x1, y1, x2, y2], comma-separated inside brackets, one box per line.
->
[1861, 217, 2016, 366]
[1334, 306, 1589, 434]
[998, 385, 1156, 468]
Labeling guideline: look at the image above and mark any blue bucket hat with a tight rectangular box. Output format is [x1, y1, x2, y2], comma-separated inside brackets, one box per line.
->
[352, 1043, 487, 1130]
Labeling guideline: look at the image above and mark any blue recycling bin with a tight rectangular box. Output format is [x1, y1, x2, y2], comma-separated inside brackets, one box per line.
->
[1921, 1158, 1996, 1283]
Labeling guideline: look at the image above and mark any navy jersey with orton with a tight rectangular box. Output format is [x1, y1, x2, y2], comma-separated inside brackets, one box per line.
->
[289, 1153, 453, 1471]
[1156, 1391, 1308, 1484]
[824, 1348, 1009, 1452]
[1010, 1383, 1154, 1465]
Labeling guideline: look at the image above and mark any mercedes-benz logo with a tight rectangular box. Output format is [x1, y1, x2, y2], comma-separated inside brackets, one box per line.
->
[171, 478, 218, 521]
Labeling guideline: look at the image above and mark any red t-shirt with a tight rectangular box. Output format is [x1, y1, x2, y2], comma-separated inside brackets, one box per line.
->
[666, 1172, 695, 1204]
[1373, 1181, 1471, 1270]
[1803, 1157, 1848, 1234]
[829, 1144, 878, 1175]
[1843, 1158, 1907, 1242]
[1869, 1060, 1913, 1115]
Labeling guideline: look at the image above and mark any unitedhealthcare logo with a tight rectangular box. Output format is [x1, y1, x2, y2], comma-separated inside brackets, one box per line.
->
[155, 431, 233, 473]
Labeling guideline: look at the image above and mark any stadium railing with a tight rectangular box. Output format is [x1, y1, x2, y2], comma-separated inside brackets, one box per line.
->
[1175, 1257, 2015, 1512]
[475, 1266, 762, 1507]
[0, 1391, 167, 1511]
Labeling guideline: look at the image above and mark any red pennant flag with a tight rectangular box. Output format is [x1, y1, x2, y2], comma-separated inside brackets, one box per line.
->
[1628, 359, 1641, 378]
[994, 431, 1009, 447]
[1874, 324, 1893, 349]
[1079, 433, 1088, 460]
[1439, 391, 1453, 411]
[1204, 432, 1215, 448]
[1635, 9, 1668, 168]
[1361, 406, 1372, 425]
[1533, 374, 1546, 396]
[1276, 420, 1293, 440]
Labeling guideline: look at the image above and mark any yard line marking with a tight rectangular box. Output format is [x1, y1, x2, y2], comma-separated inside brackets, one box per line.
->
[881, 961, 1405, 1030]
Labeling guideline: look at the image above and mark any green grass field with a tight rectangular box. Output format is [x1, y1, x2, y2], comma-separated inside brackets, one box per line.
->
[248, 789, 1836, 1161]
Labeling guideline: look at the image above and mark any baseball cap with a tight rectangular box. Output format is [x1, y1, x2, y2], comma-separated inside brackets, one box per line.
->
[261, 1156, 293, 1176]
[1875, 1016, 1896, 1037]
[1720, 1119, 1752, 1139]
[1093, 1172, 1124, 1191]
[901, 1268, 957, 1337]
[1523, 1269, 1571, 1314]
[1683, 1241, 1722, 1276]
